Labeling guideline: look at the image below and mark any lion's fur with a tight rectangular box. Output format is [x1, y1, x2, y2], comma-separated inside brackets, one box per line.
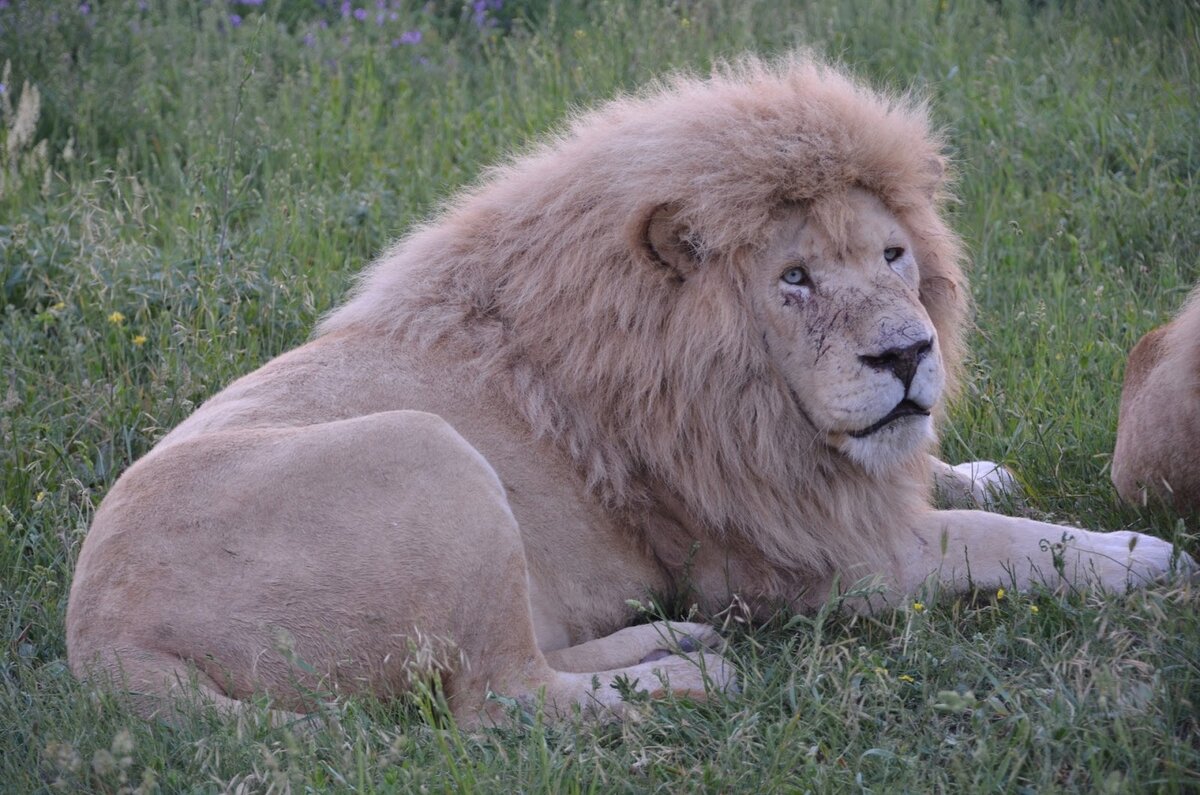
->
[318, 55, 968, 578]
[1112, 285, 1200, 511]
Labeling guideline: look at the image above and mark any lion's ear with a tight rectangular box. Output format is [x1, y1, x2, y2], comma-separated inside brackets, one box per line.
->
[922, 156, 946, 199]
[639, 203, 703, 281]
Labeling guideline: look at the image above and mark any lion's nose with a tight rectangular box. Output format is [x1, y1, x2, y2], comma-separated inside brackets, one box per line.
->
[859, 338, 933, 391]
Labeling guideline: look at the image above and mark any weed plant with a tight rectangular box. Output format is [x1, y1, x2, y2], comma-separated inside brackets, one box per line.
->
[1, 0, 1198, 791]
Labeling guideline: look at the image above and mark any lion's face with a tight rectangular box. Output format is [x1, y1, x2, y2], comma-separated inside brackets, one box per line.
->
[749, 188, 944, 471]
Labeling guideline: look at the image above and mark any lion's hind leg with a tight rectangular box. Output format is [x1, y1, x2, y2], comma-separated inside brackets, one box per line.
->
[69, 409, 731, 728]
[76, 648, 309, 730]
[543, 621, 724, 671]
[521, 621, 736, 720]
[523, 651, 735, 722]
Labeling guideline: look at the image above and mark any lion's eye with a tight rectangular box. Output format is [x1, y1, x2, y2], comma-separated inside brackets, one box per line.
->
[781, 267, 810, 286]
[883, 247, 905, 263]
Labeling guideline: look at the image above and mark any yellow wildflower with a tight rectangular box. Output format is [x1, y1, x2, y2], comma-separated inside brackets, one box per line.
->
[132, 334, 147, 347]
[996, 587, 1006, 601]
[107, 311, 126, 325]
[1029, 605, 1039, 615]
[898, 674, 915, 683]
[680, 17, 691, 27]
[912, 601, 925, 613]
[873, 666, 888, 677]
[51, 301, 66, 311]
[35, 490, 46, 503]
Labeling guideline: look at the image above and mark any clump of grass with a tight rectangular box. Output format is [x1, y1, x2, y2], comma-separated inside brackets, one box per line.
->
[2, 0, 1198, 791]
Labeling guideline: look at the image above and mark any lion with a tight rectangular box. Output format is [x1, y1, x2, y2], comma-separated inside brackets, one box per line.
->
[66, 55, 1191, 727]
[1112, 284, 1200, 513]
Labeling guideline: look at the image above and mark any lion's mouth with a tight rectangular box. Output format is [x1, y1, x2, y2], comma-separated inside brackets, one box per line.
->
[847, 399, 931, 438]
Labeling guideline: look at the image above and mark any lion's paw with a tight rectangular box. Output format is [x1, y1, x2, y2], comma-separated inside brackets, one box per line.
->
[637, 622, 725, 664]
[959, 460, 1019, 507]
[1075, 530, 1196, 590]
[935, 459, 1020, 510]
[639, 651, 738, 701]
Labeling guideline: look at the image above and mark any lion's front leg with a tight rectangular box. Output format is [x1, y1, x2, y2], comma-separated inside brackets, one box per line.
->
[898, 509, 1193, 596]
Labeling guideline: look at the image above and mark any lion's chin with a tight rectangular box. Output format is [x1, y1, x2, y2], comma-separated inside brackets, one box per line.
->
[833, 414, 934, 474]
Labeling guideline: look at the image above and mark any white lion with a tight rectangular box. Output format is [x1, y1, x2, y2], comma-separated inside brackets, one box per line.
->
[67, 56, 1191, 726]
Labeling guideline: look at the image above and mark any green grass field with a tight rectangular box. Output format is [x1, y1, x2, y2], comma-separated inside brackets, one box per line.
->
[2, 0, 1198, 791]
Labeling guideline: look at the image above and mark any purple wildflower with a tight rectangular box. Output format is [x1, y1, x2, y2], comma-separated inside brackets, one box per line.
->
[376, 11, 385, 25]
[236, 0, 264, 5]
[472, 0, 502, 28]
[396, 29, 421, 44]
[303, 32, 316, 46]
[229, 12, 241, 26]
[354, 7, 367, 21]
[137, 0, 148, 9]
[0, 1, 10, 10]
[340, 1, 351, 17]
[0, 84, 5, 94]
[78, 2, 90, 14]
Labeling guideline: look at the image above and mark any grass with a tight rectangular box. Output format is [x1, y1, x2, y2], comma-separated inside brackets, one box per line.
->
[2, 0, 1198, 791]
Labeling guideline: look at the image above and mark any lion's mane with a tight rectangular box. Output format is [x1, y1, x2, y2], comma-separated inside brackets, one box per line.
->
[319, 55, 969, 582]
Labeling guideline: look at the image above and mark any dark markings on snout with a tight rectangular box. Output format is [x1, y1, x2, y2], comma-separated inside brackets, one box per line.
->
[859, 338, 932, 391]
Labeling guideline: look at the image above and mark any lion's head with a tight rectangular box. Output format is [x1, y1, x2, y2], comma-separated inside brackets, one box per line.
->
[321, 55, 968, 574]
[645, 187, 946, 475]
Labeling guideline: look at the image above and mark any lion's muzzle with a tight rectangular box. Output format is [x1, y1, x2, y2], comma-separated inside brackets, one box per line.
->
[847, 398, 932, 439]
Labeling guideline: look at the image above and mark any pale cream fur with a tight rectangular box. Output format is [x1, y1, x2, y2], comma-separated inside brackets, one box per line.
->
[1112, 285, 1200, 512]
[67, 55, 1191, 726]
